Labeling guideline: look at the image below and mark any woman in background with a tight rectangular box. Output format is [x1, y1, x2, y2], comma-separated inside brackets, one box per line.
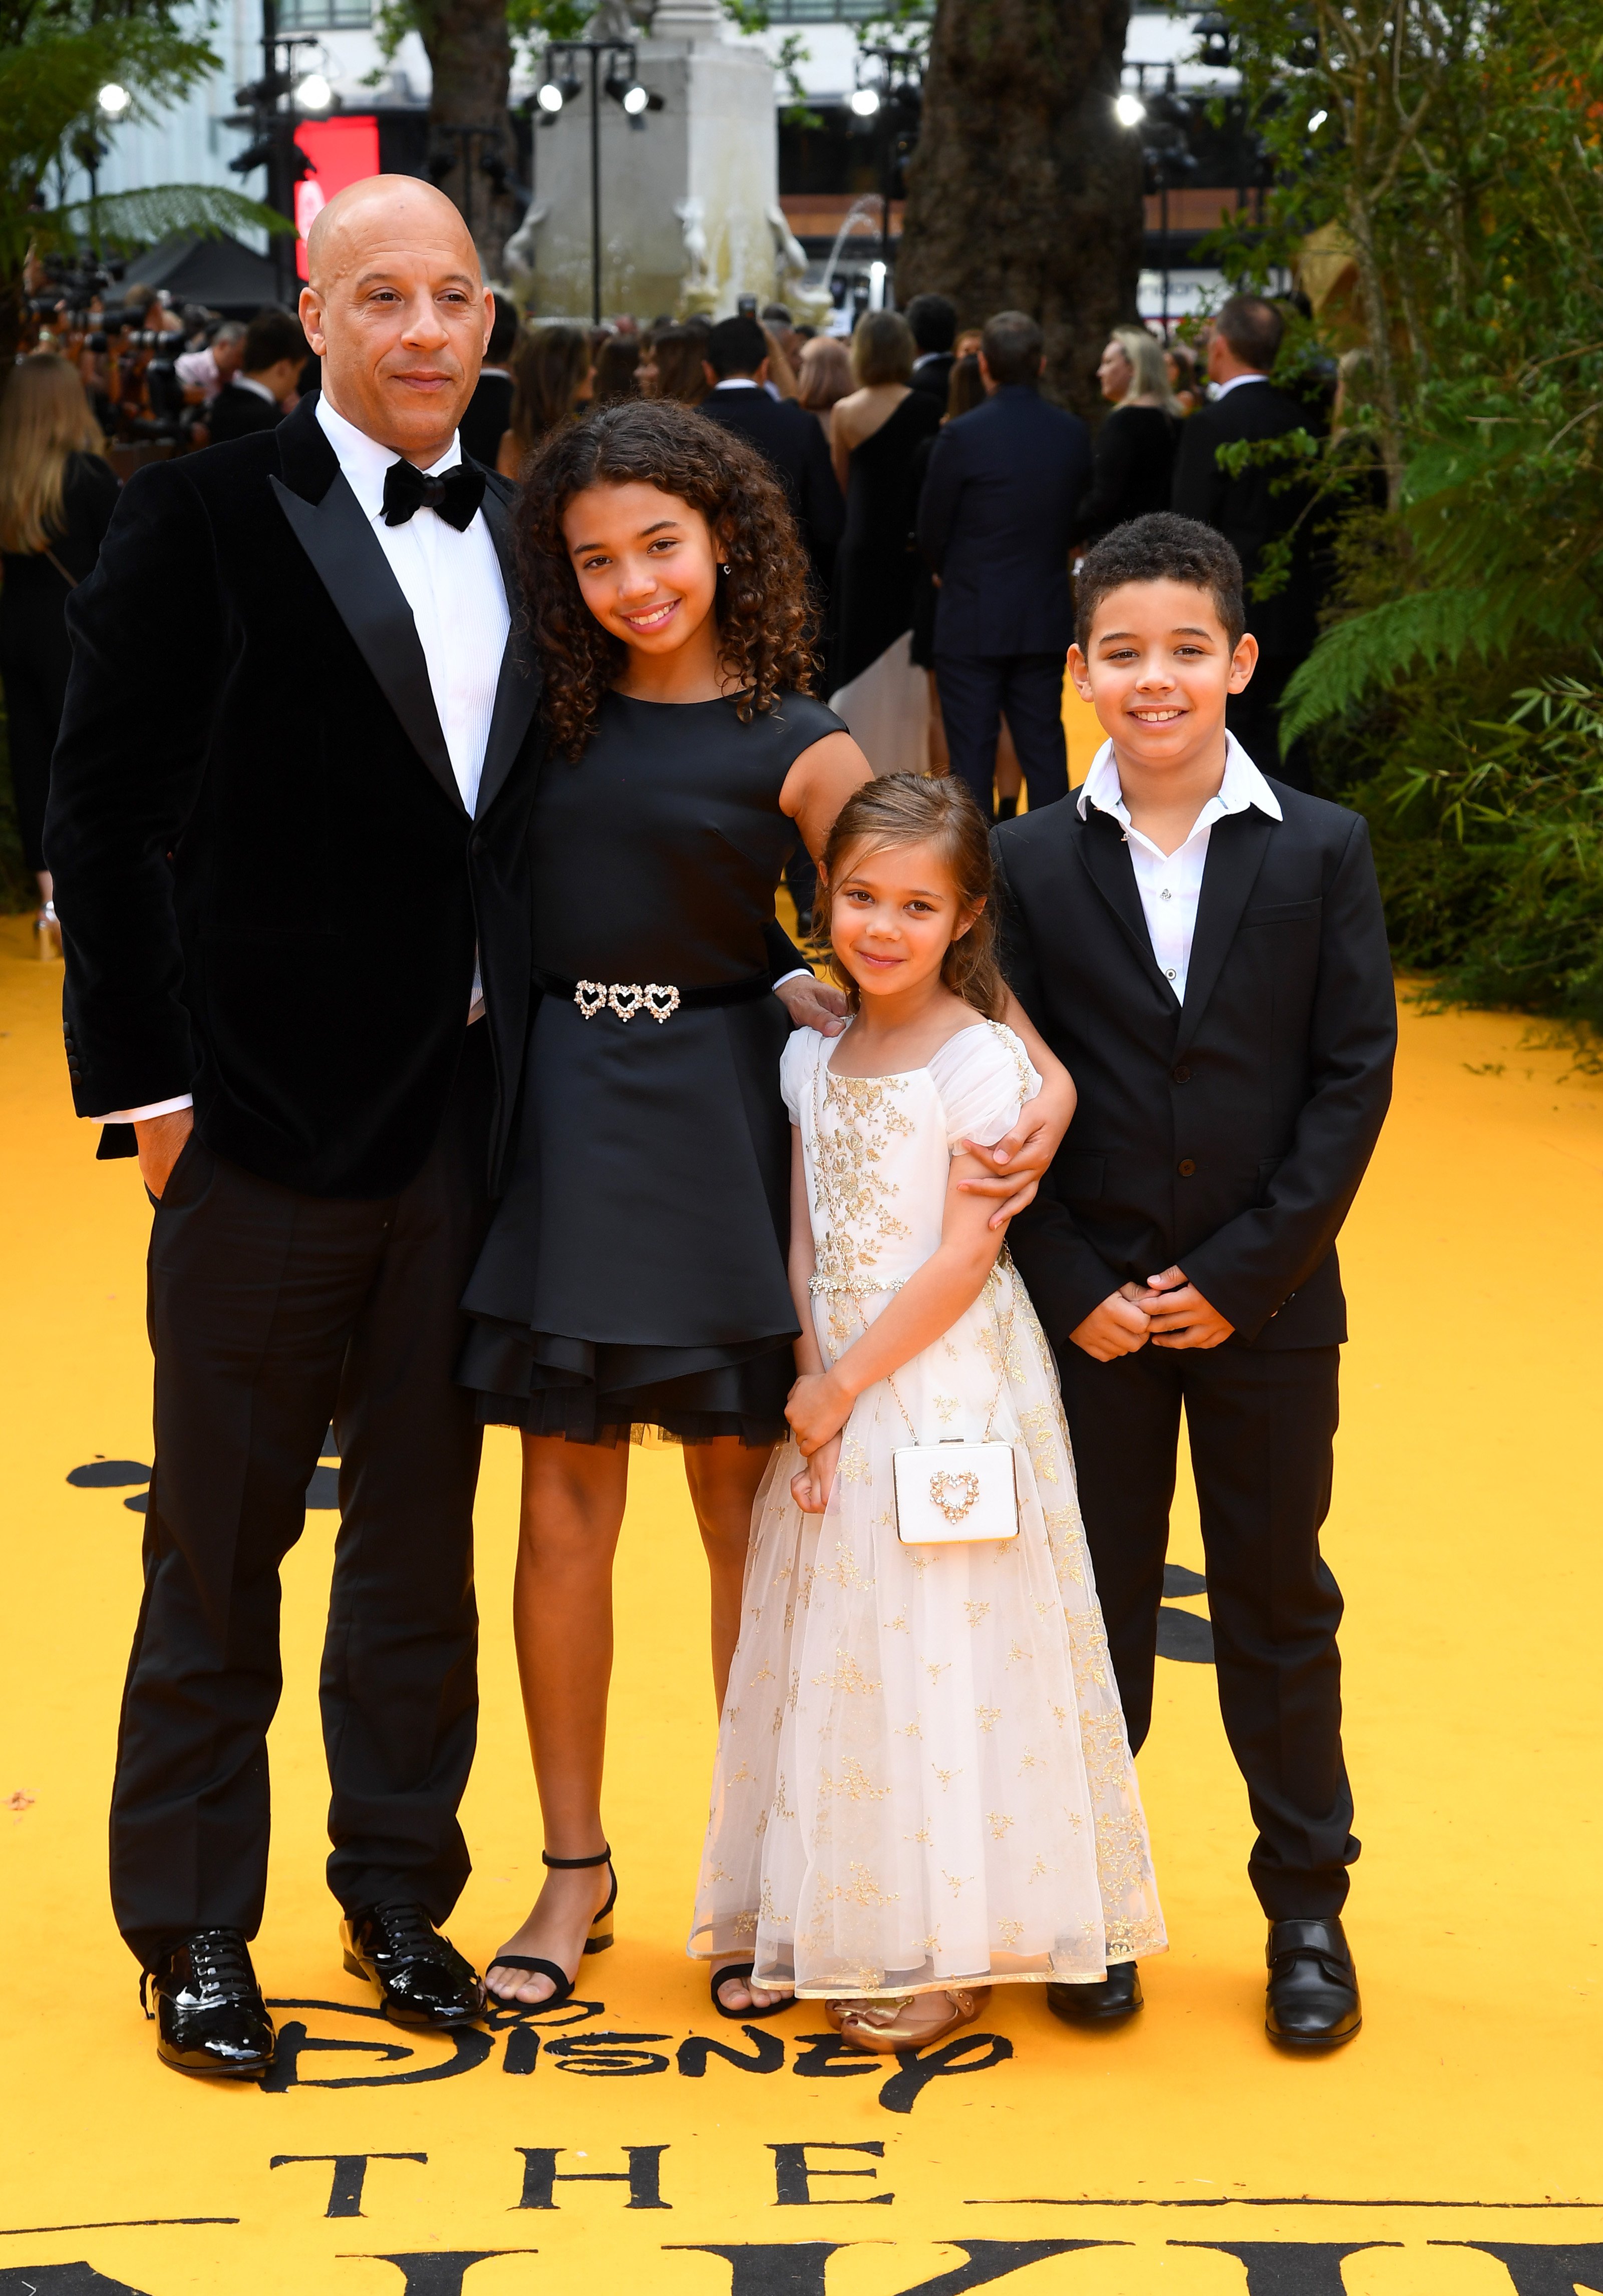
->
[1072, 325, 1181, 549]
[1164, 336, 1202, 416]
[593, 332, 641, 403]
[637, 325, 711, 408]
[827, 310, 940, 695]
[498, 323, 595, 478]
[0, 354, 119, 956]
[796, 335, 853, 450]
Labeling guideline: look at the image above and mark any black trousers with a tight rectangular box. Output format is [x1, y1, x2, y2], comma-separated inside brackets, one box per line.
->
[934, 650, 1070, 819]
[110, 1027, 494, 1966]
[1226, 653, 1315, 794]
[1057, 1337, 1357, 1920]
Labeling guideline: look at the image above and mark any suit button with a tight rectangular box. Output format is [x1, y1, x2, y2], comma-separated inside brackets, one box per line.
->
[1172, 1065, 1191, 1084]
[1177, 1157, 1196, 1177]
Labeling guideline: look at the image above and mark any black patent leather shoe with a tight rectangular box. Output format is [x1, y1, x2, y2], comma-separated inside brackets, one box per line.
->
[342, 1903, 485, 2028]
[1265, 1916, 1362, 2048]
[1046, 1960, 1143, 2027]
[143, 1928, 275, 2078]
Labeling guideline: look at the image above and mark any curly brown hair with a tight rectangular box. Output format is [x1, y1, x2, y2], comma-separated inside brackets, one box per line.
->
[812, 772, 1008, 1022]
[514, 398, 820, 760]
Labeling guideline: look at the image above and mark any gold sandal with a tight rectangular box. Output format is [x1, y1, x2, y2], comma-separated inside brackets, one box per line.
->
[832, 1985, 991, 2056]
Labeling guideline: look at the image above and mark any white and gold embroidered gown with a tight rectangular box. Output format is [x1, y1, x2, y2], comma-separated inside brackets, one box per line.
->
[689, 1019, 1165, 1999]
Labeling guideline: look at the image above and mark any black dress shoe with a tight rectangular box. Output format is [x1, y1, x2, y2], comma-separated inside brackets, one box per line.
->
[1265, 1916, 1362, 2048]
[144, 1928, 275, 2078]
[1046, 1960, 1142, 2027]
[342, 1903, 485, 2028]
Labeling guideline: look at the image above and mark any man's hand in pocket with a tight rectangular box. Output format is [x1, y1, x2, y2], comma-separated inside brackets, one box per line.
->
[136, 1107, 194, 1200]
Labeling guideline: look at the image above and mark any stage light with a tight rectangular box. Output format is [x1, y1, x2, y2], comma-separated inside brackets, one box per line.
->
[850, 87, 881, 117]
[1308, 107, 1328, 131]
[621, 81, 649, 114]
[295, 72, 333, 111]
[1115, 91, 1145, 127]
[98, 83, 130, 116]
[536, 80, 564, 112]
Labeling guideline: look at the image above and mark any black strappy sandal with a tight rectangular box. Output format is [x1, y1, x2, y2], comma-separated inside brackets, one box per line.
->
[485, 1845, 617, 2009]
[711, 1961, 794, 2021]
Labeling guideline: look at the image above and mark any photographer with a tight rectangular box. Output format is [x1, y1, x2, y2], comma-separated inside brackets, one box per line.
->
[176, 320, 246, 408]
[207, 309, 307, 443]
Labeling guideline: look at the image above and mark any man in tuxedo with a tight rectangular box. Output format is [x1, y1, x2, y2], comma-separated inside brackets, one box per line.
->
[916, 309, 1090, 819]
[1171, 294, 1321, 789]
[457, 290, 517, 466]
[996, 514, 1395, 2047]
[205, 307, 306, 442]
[905, 291, 957, 408]
[698, 312, 843, 589]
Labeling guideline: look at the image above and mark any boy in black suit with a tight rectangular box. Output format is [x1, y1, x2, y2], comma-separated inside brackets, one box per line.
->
[995, 513, 1395, 2049]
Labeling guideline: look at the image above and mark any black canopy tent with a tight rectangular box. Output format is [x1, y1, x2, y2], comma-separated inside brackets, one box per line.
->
[122, 232, 283, 317]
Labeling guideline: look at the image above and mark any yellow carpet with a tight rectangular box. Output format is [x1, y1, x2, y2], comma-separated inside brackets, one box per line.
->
[3, 912, 1602, 2296]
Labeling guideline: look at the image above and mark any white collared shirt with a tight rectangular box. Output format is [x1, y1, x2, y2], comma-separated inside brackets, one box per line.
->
[315, 393, 508, 817]
[1210, 371, 1270, 402]
[233, 373, 279, 408]
[1077, 732, 1283, 1002]
[93, 393, 510, 1122]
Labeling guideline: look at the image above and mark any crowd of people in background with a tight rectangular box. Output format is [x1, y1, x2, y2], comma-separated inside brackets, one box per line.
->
[3, 264, 1328, 954]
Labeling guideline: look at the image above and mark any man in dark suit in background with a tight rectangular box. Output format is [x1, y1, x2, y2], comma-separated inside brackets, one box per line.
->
[916, 309, 1090, 819]
[457, 291, 518, 466]
[699, 313, 843, 590]
[905, 292, 957, 407]
[205, 307, 306, 443]
[1172, 294, 1321, 789]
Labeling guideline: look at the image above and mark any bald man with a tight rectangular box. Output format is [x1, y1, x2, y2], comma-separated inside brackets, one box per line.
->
[45, 178, 543, 2076]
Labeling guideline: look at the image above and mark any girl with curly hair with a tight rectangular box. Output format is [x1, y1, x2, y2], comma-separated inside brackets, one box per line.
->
[457, 400, 1073, 2020]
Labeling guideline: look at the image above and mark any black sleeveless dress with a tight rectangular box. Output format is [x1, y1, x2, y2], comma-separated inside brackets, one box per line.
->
[458, 686, 845, 1444]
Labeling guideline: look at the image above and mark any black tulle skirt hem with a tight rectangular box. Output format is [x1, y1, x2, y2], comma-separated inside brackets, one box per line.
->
[457, 1316, 794, 1450]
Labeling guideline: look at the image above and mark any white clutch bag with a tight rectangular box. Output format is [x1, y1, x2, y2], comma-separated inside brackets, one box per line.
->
[892, 1439, 1020, 1546]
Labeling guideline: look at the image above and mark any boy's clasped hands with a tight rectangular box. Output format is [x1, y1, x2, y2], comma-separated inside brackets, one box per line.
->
[1070, 1266, 1234, 1361]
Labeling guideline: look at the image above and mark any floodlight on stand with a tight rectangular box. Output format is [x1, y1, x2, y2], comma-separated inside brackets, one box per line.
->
[1307, 107, 1328, 131]
[621, 82, 649, 114]
[1114, 91, 1145, 127]
[536, 80, 564, 112]
[98, 82, 131, 116]
[849, 87, 881, 117]
[295, 71, 333, 111]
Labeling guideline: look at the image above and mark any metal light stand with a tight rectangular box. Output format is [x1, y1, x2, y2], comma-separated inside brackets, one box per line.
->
[538, 39, 652, 326]
[853, 42, 924, 306]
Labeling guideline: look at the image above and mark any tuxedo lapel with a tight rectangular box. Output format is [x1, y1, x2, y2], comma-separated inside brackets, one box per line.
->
[269, 466, 463, 816]
[1174, 809, 1275, 1058]
[1074, 806, 1182, 1011]
[474, 479, 541, 818]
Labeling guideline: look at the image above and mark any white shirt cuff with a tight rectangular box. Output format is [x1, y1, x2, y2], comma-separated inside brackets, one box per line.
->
[91, 1094, 194, 1124]
[773, 968, 814, 991]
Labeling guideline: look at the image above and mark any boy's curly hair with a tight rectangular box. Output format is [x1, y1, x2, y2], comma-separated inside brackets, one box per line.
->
[514, 398, 820, 760]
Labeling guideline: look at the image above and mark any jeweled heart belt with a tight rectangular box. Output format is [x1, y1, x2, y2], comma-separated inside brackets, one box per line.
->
[535, 969, 773, 1025]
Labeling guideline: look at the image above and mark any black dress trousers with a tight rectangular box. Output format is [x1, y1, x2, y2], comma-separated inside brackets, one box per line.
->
[1056, 1336, 1358, 1920]
[934, 652, 1070, 820]
[110, 1027, 494, 1965]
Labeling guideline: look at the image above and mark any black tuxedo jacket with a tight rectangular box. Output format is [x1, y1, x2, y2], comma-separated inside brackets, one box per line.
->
[458, 371, 513, 469]
[206, 382, 285, 444]
[995, 782, 1396, 1350]
[46, 394, 544, 1201]
[915, 385, 1091, 659]
[699, 385, 844, 580]
[910, 352, 955, 407]
[1171, 380, 1321, 659]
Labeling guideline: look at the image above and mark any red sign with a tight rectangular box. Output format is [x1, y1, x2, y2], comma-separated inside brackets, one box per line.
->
[293, 114, 383, 279]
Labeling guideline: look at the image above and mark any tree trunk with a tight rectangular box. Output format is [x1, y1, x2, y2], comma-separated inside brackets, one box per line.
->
[897, 0, 1142, 416]
[420, 0, 522, 284]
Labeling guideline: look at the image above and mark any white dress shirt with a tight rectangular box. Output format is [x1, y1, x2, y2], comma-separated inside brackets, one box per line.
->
[1209, 371, 1270, 403]
[95, 395, 510, 1123]
[1076, 732, 1283, 1002]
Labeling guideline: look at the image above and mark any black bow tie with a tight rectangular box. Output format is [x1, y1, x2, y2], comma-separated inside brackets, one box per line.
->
[381, 458, 486, 532]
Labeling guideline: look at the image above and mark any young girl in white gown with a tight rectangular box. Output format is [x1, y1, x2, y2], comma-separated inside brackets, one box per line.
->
[690, 773, 1164, 2052]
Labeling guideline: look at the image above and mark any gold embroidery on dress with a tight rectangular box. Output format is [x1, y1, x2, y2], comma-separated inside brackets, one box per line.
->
[988, 1811, 1015, 1840]
[964, 1600, 991, 1627]
[819, 1755, 889, 1804]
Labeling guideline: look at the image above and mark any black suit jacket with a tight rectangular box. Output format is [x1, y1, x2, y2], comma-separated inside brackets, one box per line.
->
[45, 394, 544, 1201]
[699, 385, 844, 582]
[909, 352, 955, 408]
[206, 381, 285, 443]
[458, 370, 514, 469]
[915, 385, 1091, 659]
[995, 782, 1395, 1351]
[1171, 380, 1321, 659]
